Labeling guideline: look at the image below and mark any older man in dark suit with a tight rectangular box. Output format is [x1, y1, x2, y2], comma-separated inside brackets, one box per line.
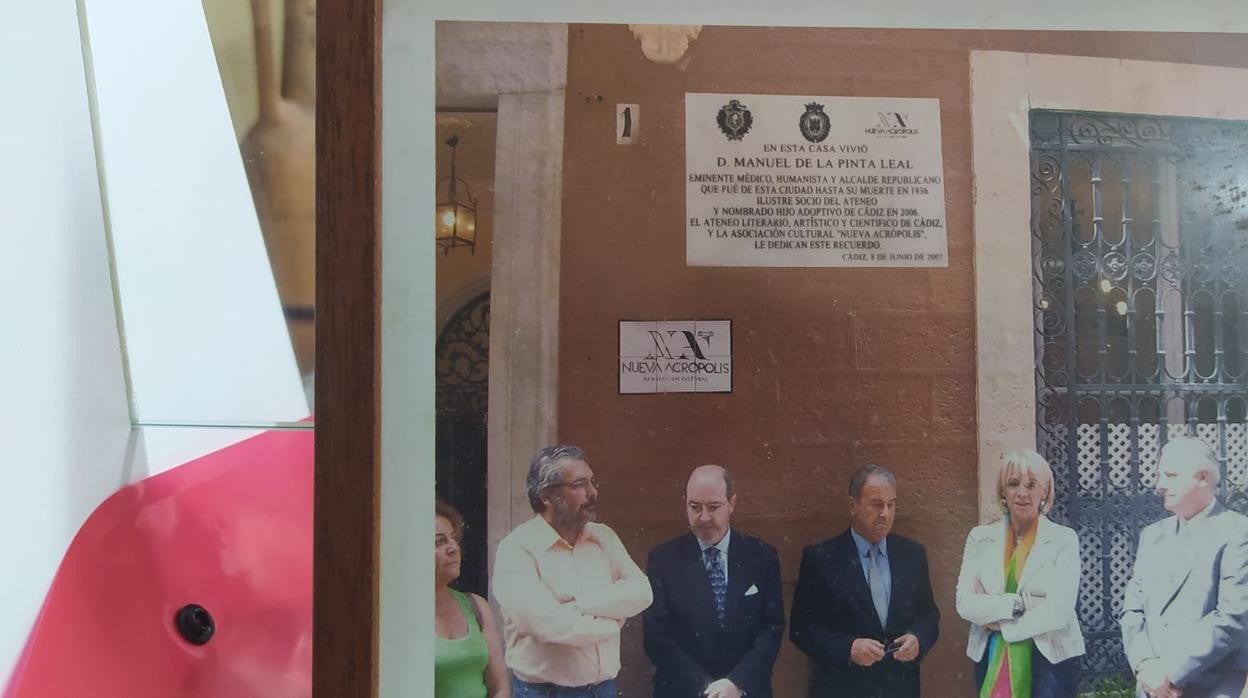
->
[790, 464, 940, 698]
[644, 465, 785, 698]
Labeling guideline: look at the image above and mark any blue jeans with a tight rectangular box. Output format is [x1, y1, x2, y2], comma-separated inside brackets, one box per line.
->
[512, 677, 618, 698]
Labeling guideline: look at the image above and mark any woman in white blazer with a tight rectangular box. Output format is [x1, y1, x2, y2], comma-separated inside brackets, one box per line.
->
[956, 449, 1085, 698]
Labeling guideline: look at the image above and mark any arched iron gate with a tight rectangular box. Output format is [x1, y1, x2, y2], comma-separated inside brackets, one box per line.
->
[1030, 110, 1248, 687]
[435, 291, 490, 597]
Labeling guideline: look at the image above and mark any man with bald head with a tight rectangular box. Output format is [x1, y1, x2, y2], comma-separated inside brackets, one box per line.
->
[643, 465, 785, 698]
[1121, 436, 1248, 698]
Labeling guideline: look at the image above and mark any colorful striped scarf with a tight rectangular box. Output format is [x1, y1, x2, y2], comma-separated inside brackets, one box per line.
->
[980, 519, 1038, 698]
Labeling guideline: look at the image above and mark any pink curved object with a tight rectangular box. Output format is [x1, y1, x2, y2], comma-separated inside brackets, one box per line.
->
[4, 428, 313, 698]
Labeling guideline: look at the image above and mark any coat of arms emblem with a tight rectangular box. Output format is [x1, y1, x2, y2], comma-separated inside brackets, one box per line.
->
[799, 102, 831, 143]
[716, 99, 753, 141]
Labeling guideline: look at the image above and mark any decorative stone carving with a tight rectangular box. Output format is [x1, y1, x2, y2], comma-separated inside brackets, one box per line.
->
[628, 24, 701, 66]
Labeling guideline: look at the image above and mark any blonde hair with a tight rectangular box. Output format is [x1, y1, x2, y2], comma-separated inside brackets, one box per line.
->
[998, 449, 1056, 516]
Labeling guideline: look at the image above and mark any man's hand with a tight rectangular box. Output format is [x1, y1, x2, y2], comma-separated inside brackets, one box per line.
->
[891, 633, 920, 662]
[1136, 659, 1168, 697]
[704, 677, 742, 698]
[850, 638, 886, 667]
[1153, 678, 1181, 698]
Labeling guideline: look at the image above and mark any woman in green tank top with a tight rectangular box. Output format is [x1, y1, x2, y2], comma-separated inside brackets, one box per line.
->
[435, 501, 510, 698]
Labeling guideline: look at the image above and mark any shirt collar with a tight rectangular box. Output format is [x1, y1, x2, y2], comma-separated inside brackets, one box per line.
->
[1192, 497, 1218, 521]
[529, 514, 595, 550]
[850, 527, 887, 559]
[698, 528, 732, 556]
[1178, 497, 1219, 531]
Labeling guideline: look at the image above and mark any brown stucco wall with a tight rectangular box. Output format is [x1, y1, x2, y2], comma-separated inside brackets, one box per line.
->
[557, 26, 1248, 696]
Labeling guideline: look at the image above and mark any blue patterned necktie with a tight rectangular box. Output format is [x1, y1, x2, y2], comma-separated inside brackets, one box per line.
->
[868, 544, 889, 628]
[704, 546, 727, 625]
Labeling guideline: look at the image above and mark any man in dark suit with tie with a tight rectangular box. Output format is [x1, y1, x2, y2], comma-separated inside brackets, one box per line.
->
[644, 465, 785, 698]
[790, 464, 940, 698]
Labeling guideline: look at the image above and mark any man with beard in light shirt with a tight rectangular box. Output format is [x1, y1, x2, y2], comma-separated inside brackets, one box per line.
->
[493, 445, 653, 698]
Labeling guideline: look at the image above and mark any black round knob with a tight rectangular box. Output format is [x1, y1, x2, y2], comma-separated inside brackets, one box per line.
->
[175, 604, 216, 645]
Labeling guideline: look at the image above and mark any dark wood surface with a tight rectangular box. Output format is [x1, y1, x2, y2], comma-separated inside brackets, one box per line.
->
[314, 0, 381, 695]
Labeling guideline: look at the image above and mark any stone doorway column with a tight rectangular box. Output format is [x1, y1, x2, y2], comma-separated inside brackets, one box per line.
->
[434, 21, 569, 579]
[487, 88, 565, 557]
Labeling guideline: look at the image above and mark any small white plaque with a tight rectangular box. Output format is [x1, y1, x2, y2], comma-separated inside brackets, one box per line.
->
[619, 320, 731, 394]
[617, 103, 639, 144]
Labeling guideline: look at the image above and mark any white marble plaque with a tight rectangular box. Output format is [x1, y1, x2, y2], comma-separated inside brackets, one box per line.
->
[619, 320, 731, 394]
[686, 93, 948, 267]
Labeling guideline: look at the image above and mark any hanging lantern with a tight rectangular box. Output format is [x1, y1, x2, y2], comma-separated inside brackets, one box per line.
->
[435, 134, 478, 255]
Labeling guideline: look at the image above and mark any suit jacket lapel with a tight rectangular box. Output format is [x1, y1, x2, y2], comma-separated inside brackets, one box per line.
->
[884, 537, 904, 634]
[1017, 517, 1055, 590]
[842, 532, 885, 635]
[983, 521, 1007, 593]
[723, 532, 749, 627]
[682, 534, 722, 631]
[1158, 567, 1194, 616]
[1157, 514, 1201, 616]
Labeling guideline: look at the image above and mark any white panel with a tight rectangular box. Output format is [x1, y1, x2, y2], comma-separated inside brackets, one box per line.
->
[130, 425, 269, 482]
[0, 3, 131, 683]
[80, 0, 307, 425]
[381, 3, 435, 697]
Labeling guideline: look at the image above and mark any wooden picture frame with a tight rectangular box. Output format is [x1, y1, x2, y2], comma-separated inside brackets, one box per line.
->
[314, 0, 381, 695]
